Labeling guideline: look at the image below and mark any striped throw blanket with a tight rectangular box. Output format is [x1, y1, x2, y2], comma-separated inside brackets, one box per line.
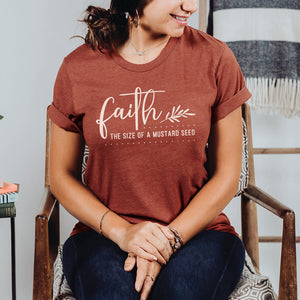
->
[208, 0, 300, 117]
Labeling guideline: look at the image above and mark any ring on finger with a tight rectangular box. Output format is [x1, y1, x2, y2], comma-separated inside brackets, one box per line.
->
[146, 275, 155, 282]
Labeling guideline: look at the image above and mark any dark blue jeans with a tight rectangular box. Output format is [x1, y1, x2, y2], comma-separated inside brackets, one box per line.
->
[63, 229, 245, 300]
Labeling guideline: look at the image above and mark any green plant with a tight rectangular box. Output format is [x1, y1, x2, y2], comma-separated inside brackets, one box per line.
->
[0, 115, 3, 120]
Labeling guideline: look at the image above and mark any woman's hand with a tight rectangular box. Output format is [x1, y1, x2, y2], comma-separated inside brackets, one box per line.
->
[124, 253, 162, 300]
[118, 221, 174, 265]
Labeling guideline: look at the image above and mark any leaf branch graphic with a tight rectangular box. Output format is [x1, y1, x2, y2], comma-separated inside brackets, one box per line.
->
[160, 105, 196, 123]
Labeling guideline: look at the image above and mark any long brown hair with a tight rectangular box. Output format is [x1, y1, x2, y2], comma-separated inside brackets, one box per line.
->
[82, 0, 149, 51]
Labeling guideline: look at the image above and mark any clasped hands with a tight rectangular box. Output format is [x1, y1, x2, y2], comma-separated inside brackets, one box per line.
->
[117, 221, 180, 300]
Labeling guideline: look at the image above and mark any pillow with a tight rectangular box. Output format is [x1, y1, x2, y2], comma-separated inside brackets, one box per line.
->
[234, 118, 249, 197]
[228, 252, 277, 300]
[53, 245, 76, 300]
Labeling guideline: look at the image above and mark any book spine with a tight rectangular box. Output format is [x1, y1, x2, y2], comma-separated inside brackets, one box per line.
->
[0, 203, 14, 208]
[0, 192, 18, 204]
[0, 206, 16, 218]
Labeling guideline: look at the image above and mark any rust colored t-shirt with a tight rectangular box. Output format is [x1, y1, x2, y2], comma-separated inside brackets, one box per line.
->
[48, 26, 251, 237]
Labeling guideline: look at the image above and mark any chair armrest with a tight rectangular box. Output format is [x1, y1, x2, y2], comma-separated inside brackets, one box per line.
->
[243, 184, 294, 218]
[242, 184, 297, 300]
[33, 187, 60, 300]
[36, 186, 57, 220]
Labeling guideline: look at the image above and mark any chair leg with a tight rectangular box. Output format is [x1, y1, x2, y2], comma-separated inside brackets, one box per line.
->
[278, 211, 297, 300]
[33, 216, 52, 300]
[241, 195, 260, 272]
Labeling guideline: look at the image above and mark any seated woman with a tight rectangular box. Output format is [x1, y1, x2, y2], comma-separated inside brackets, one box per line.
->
[48, 0, 252, 299]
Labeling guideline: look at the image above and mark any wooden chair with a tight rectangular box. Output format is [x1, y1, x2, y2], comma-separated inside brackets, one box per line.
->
[198, 1, 299, 299]
[33, 103, 297, 299]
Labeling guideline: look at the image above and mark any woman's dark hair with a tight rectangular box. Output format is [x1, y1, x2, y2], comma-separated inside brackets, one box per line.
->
[83, 0, 149, 51]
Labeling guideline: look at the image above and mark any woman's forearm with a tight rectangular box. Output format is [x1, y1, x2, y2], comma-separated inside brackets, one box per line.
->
[50, 172, 130, 244]
[170, 108, 243, 246]
[50, 172, 173, 264]
[49, 124, 173, 264]
[169, 173, 239, 245]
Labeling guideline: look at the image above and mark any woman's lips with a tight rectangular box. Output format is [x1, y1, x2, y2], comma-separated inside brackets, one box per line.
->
[170, 14, 188, 26]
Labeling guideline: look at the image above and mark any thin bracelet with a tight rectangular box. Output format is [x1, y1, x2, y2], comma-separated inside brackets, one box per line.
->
[168, 225, 184, 252]
[99, 210, 111, 236]
[168, 225, 184, 245]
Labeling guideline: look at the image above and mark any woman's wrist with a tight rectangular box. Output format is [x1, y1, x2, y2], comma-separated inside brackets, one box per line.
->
[99, 210, 111, 236]
[168, 225, 184, 253]
[99, 210, 131, 244]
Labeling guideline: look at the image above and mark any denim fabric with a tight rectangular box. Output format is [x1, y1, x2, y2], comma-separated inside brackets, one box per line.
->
[63, 230, 245, 300]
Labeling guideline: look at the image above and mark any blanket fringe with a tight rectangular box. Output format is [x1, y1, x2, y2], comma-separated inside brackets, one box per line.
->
[245, 77, 300, 118]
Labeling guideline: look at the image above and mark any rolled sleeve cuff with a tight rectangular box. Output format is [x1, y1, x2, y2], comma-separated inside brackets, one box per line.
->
[212, 86, 252, 123]
[47, 104, 81, 133]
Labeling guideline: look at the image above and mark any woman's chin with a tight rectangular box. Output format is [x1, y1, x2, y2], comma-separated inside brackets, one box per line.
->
[169, 27, 186, 38]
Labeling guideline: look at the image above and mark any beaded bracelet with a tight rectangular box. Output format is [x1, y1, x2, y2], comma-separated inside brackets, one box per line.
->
[168, 225, 184, 252]
[99, 210, 111, 236]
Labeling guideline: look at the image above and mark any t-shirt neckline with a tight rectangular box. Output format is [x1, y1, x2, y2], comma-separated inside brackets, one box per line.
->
[110, 36, 179, 72]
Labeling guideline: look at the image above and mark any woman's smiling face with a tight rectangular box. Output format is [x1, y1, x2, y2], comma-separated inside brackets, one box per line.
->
[139, 0, 198, 38]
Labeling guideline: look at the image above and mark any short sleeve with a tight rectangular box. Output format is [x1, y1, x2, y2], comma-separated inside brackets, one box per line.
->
[211, 45, 251, 122]
[47, 59, 83, 133]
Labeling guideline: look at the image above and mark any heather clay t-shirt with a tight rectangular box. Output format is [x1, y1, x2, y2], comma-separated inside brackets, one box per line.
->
[48, 27, 251, 236]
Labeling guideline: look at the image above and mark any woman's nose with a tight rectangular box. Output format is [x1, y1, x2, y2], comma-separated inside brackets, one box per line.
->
[181, 0, 198, 14]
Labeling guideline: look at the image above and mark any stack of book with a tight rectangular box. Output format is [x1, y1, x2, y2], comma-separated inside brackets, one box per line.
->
[0, 181, 18, 218]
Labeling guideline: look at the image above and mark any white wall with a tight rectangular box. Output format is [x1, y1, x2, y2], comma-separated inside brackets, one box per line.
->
[0, 1, 298, 299]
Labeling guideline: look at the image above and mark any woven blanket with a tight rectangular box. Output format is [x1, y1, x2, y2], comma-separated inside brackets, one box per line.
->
[207, 0, 300, 117]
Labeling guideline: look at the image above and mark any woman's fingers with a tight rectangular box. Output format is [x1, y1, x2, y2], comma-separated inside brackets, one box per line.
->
[135, 245, 159, 262]
[135, 259, 147, 293]
[120, 221, 175, 264]
[148, 224, 174, 261]
[140, 274, 156, 300]
[138, 243, 167, 265]
[124, 253, 136, 271]
[146, 233, 172, 263]
[121, 223, 175, 299]
[137, 258, 161, 300]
